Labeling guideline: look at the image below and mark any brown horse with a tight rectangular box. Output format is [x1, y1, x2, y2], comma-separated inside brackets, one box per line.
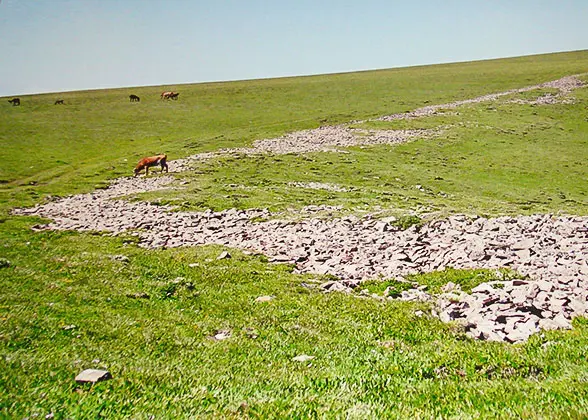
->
[160, 91, 173, 100]
[134, 154, 168, 177]
[8, 98, 20, 106]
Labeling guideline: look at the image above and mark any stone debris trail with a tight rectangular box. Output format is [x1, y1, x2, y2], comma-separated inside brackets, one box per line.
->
[379, 75, 585, 120]
[13, 74, 588, 344]
[15, 192, 588, 344]
[171, 126, 427, 173]
[171, 74, 584, 172]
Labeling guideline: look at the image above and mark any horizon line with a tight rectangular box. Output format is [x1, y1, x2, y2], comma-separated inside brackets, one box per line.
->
[3, 48, 586, 98]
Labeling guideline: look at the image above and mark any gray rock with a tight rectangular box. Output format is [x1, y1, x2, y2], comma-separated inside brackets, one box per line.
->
[539, 318, 562, 331]
[441, 282, 458, 293]
[568, 298, 587, 314]
[110, 254, 129, 263]
[75, 369, 112, 384]
[213, 330, 231, 341]
[471, 283, 495, 294]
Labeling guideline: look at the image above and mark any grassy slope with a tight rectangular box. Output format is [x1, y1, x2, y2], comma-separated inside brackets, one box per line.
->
[144, 85, 588, 218]
[2, 226, 587, 419]
[1, 51, 588, 418]
[1, 50, 588, 211]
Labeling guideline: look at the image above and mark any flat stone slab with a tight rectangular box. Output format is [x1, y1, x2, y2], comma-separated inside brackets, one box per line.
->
[75, 369, 112, 384]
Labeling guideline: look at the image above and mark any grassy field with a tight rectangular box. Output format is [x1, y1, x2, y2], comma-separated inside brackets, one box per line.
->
[1, 50, 588, 418]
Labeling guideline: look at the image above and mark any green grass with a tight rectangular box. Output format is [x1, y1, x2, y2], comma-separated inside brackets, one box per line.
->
[2, 50, 588, 213]
[2, 217, 588, 418]
[1, 50, 588, 418]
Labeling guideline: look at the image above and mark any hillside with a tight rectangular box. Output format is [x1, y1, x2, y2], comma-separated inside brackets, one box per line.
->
[1, 50, 588, 418]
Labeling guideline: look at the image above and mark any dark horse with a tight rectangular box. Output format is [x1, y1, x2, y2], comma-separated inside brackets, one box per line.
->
[8, 98, 20, 106]
[54, 99, 64, 105]
[169, 92, 179, 100]
[129, 94, 140, 102]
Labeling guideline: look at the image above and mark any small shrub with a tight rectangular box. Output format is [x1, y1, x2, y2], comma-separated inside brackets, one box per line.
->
[392, 215, 423, 230]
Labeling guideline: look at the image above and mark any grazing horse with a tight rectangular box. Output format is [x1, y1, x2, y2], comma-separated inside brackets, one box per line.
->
[134, 154, 168, 177]
[129, 94, 140, 102]
[169, 92, 180, 100]
[161, 91, 174, 100]
[8, 98, 20, 106]
[54, 99, 64, 105]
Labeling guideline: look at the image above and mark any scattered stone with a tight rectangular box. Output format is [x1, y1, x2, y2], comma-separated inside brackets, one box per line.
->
[110, 254, 130, 263]
[378, 340, 397, 349]
[213, 330, 231, 341]
[441, 282, 458, 293]
[512, 239, 534, 251]
[288, 182, 351, 193]
[217, 251, 231, 260]
[292, 354, 315, 362]
[0, 258, 10, 268]
[75, 369, 112, 384]
[320, 281, 353, 293]
[243, 327, 259, 339]
[379, 75, 584, 121]
[254, 295, 274, 303]
[126, 292, 150, 299]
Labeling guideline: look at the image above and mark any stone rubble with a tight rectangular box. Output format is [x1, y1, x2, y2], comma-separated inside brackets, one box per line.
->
[379, 75, 585, 121]
[12, 74, 588, 343]
[171, 126, 429, 173]
[292, 354, 315, 362]
[508, 93, 573, 106]
[287, 182, 352, 193]
[16, 192, 588, 343]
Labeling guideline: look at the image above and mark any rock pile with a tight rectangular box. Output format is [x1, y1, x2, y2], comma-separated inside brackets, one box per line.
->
[15, 189, 588, 343]
[170, 75, 585, 173]
[436, 276, 587, 343]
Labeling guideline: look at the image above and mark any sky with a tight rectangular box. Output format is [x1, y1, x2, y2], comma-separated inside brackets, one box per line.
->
[0, 0, 586, 97]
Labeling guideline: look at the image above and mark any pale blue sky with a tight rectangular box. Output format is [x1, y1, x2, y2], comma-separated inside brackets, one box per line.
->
[0, 0, 586, 96]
